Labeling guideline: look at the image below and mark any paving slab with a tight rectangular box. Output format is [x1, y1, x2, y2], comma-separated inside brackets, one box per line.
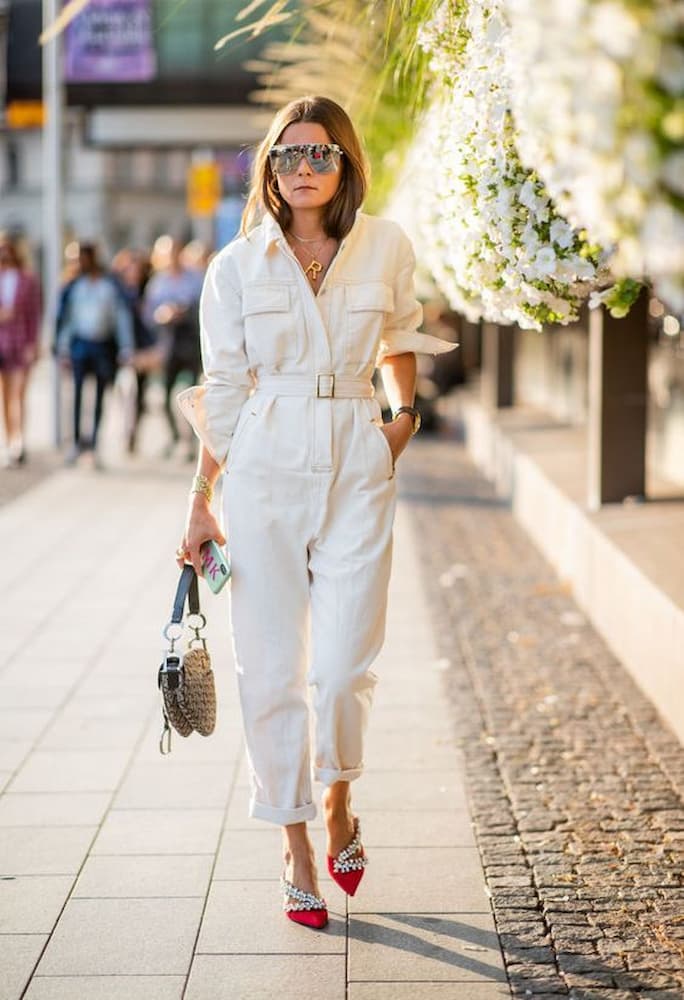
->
[0, 709, 54, 743]
[195, 880, 345, 955]
[360, 809, 476, 848]
[0, 740, 34, 771]
[0, 827, 97, 876]
[213, 828, 286, 880]
[349, 985, 511, 999]
[37, 714, 147, 751]
[353, 770, 470, 813]
[0, 792, 110, 827]
[347, 847, 492, 914]
[0, 934, 49, 1000]
[113, 761, 233, 810]
[348, 912, 506, 983]
[23, 977, 185, 1000]
[91, 808, 224, 855]
[36, 897, 204, 976]
[72, 854, 213, 898]
[185, 955, 346, 1000]
[8, 749, 130, 794]
[0, 876, 73, 934]
[0, 687, 71, 711]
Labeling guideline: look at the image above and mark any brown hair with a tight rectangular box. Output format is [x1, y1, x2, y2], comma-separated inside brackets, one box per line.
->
[240, 96, 369, 240]
[0, 232, 25, 269]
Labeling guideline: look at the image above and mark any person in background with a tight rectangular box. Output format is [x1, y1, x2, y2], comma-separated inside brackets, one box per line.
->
[180, 238, 212, 277]
[56, 242, 135, 468]
[0, 232, 42, 468]
[111, 248, 157, 453]
[143, 235, 203, 459]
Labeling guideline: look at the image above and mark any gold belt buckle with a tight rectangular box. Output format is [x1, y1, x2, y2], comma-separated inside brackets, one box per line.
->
[316, 372, 335, 398]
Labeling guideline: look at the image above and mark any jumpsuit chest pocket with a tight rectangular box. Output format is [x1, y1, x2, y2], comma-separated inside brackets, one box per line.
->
[242, 282, 298, 366]
[344, 282, 394, 363]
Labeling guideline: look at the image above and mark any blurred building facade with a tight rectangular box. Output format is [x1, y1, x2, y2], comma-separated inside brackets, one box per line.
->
[0, 0, 271, 257]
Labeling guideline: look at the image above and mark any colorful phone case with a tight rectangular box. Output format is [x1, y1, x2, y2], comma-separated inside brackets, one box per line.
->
[199, 539, 231, 594]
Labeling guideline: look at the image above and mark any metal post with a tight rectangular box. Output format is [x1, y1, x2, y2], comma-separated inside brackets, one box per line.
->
[481, 322, 514, 409]
[42, 0, 63, 447]
[587, 290, 649, 509]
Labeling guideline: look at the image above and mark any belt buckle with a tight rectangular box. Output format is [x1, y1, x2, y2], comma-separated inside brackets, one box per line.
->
[316, 372, 335, 398]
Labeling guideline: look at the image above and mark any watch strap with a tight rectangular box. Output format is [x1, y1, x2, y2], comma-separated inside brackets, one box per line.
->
[393, 405, 420, 434]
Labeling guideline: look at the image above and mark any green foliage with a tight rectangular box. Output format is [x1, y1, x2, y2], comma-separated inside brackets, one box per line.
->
[602, 278, 644, 318]
[239, 0, 442, 210]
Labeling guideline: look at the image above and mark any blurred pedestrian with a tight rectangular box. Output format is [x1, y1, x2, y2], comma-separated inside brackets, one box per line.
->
[180, 238, 212, 276]
[0, 232, 42, 468]
[144, 235, 203, 458]
[56, 242, 135, 467]
[111, 248, 158, 453]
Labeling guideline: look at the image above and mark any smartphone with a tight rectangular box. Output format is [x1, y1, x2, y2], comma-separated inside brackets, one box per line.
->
[199, 539, 231, 594]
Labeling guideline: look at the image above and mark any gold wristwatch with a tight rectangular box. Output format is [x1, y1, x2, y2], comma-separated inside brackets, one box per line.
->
[392, 405, 421, 435]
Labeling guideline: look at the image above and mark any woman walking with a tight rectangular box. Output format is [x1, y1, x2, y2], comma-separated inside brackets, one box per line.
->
[0, 233, 41, 467]
[176, 95, 455, 928]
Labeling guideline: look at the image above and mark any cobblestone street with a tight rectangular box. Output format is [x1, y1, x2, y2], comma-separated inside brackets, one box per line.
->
[407, 419, 684, 998]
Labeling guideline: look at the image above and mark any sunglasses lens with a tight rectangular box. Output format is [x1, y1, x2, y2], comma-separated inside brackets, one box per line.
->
[270, 144, 341, 175]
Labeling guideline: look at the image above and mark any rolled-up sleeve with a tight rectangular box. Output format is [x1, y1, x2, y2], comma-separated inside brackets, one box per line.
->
[176, 253, 253, 467]
[376, 227, 458, 366]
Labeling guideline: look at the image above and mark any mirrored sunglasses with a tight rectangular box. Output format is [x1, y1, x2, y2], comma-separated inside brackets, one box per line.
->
[268, 143, 344, 176]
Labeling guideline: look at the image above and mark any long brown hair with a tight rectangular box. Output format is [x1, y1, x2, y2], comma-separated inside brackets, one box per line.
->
[240, 96, 369, 240]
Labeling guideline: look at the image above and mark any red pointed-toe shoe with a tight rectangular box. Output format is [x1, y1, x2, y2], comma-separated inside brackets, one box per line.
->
[280, 873, 329, 929]
[327, 816, 368, 896]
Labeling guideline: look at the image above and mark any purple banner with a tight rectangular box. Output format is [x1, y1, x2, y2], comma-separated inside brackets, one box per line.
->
[64, 0, 156, 83]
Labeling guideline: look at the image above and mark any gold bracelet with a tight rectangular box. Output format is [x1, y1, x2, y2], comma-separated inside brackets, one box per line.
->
[190, 473, 213, 503]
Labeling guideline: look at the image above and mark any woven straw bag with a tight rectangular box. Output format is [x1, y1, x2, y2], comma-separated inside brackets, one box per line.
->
[157, 565, 217, 753]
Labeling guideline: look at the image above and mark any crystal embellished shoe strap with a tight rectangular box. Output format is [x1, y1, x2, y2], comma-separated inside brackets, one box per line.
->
[333, 818, 369, 872]
[280, 874, 327, 912]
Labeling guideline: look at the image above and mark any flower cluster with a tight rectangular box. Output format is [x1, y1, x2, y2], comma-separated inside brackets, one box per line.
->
[400, 0, 601, 330]
[505, 0, 684, 312]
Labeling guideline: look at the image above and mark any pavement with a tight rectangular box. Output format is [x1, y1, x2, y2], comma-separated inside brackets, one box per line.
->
[1, 372, 683, 999]
[0, 375, 507, 1000]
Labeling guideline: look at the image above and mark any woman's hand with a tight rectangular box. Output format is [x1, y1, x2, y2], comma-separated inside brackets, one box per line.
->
[380, 413, 414, 464]
[177, 495, 226, 576]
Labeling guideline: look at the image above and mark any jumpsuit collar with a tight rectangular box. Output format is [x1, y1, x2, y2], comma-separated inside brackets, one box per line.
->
[261, 209, 363, 254]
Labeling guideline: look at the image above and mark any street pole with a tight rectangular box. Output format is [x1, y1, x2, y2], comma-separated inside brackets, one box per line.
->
[42, 0, 63, 447]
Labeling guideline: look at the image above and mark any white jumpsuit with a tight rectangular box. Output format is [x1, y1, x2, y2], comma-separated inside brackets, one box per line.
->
[178, 210, 456, 825]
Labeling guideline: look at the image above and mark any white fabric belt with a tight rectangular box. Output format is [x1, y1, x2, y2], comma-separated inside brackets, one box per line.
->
[255, 373, 374, 399]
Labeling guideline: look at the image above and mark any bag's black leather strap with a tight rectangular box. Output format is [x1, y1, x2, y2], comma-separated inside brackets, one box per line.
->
[171, 564, 200, 623]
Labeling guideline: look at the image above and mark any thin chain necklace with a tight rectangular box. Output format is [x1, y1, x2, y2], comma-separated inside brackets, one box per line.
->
[287, 231, 329, 282]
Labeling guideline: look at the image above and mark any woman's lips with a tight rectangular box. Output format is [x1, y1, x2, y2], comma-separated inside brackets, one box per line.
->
[295, 185, 317, 191]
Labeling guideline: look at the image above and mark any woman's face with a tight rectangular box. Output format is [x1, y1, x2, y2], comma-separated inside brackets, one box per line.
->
[274, 122, 342, 218]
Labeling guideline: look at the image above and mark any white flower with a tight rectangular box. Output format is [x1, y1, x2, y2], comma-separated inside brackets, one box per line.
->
[550, 219, 574, 248]
[384, 0, 599, 329]
[588, 2, 640, 60]
[504, 0, 684, 312]
[533, 246, 559, 276]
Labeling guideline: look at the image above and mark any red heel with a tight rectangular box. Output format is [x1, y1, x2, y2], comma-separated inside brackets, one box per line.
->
[327, 816, 368, 897]
[280, 873, 328, 929]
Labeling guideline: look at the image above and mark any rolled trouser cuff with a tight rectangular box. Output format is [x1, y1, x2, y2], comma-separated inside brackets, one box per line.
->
[249, 796, 317, 826]
[314, 765, 363, 786]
